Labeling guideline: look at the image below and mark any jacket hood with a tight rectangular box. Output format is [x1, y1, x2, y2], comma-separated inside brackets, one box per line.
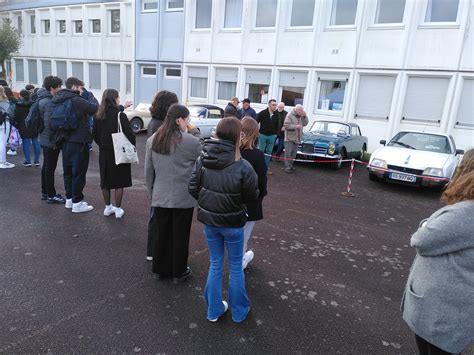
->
[201, 138, 236, 170]
[52, 89, 79, 104]
[36, 87, 53, 101]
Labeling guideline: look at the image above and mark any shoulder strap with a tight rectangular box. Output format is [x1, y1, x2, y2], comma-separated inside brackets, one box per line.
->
[117, 112, 123, 133]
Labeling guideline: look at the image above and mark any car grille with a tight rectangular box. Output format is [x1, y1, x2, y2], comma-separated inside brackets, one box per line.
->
[302, 143, 315, 153]
[314, 146, 327, 154]
[387, 165, 423, 176]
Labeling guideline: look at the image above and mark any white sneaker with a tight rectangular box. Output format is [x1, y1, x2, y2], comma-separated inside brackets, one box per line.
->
[0, 162, 15, 169]
[114, 207, 125, 219]
[65, 199, 73, 209]
[7, 149, 17, 156]
[103, 205, 116, 216]
[242, 250, 254, 270]
[208, 301, 229, 322]
[72, 201, 94, 213]
[146, 256, 153, 261]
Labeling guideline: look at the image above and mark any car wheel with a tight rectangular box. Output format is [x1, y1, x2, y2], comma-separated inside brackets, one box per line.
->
[359, 144, 367, 161]
[332, 148, 346, 169]
[369, 172, 378, 181]
[130, 117, 143, 134]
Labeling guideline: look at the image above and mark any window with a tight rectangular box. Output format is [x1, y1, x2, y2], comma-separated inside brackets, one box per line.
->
[256, 0, 277, 28]
[71, 62, 84, 80]
[375, 0, 405, 24]
[164, 67, 182, 78]
[42, 19, 50, 34]
[141, 66, 157, 76]
[107, 64, 120, 90]
[188, 67, 208, 98]
[195, 0, 212, 29]
[15, 59, 24, 82]
[28, 59, 37, 84]
[167, 0, 184, 10]
[41, 60, 52, 79]
[455, 79, 474, 127]
[352, 126, 361, 136]
[215, 68, 238, 101]
[330, 0, 358, 26]
[425, 0, 459, 23]
[290, 0, 315, 27]
[355, 75, 395, 119]
[279, 71, 307, 106]
[30, 14, 36, 34]
[125, 64, 132, 94]
[317, 80, 347, 112]
[73, 20, 83, 34]
[402, 77, 450, 124]
[56, 61, 67, 80]
[89, 63, 101, 90]
[224, 0, 243, 28]
[90, 19, 101, 33]
[109, 9, 120, 33]
[57, 20, 66, 34]
[246, 70, 271, 104]
[143, 0, 158, 12]
[17, 16, 22, 35]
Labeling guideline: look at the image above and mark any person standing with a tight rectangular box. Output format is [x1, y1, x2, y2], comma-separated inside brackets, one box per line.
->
[256, 99, 279, 172]
[189, 117, 259, 323]
[4, 86, 18, 157]
[238, 99, 257, 120]
[224, 97, 242, 119]
[273, 102, 288, 159]
[51, 77, 98, 213]
[0, 86, 14, 169]
[401, 149, 474, 355]
[240, 117, 267, 269]
[283, 104, 308, 173]
[145, 104, 201, 283]
[93, 89, 135, 219]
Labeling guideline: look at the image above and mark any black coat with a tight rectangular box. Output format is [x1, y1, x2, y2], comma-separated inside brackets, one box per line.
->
[224, 102, 242, 119]
[147, 116, 163, 137]
[241, 147, 267, 221]
[13, 100, 33, 139]
[274, 109, 288, 137]
[189, 139, 259, 228]
[256, 108, 279, 136]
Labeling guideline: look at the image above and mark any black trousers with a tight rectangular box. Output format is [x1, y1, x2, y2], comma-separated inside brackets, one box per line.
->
[41, 147, 61, 197]
[147, 207, 155, 257]
[62, 142, 90, 203]
[415, 334, 451, 355]
[151, 207, 193, 278]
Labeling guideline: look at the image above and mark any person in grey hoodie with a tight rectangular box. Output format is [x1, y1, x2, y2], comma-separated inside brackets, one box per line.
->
[401, 149, 474, 354]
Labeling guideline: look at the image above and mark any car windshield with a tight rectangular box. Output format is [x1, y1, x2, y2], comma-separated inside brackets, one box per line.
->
[189, 107, 208, 118]
[388, 132, 452, 154]
[310, 121, 349, 136]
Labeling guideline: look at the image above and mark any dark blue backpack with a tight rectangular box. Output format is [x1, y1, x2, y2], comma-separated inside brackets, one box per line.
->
[25, 100, 42, 136]
[49, 99, 78, 131]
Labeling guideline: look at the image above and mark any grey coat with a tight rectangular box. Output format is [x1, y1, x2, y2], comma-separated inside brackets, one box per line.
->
[37, 88, 54, 149]
[401, 200, 474, 353]
[145, 132, 202, 209]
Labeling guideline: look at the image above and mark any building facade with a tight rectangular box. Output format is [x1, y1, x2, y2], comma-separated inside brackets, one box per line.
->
[0, 0, 134, 102]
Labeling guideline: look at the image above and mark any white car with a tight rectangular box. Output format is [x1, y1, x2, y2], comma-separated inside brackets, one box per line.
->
[368, 131, 464, 188]
[125, 103, 152, 133]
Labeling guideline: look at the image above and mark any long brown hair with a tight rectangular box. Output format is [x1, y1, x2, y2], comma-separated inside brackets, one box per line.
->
[442, 149, 474, 205]
[216, 116, 242, 160]
[240, 116, 259, 150]
[149, 90, 178, 120]
[96, 89, 119, 120]
[152, 104, 189, 155]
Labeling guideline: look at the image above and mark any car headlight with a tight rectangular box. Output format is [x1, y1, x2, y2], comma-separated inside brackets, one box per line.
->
[423, 167, 443, 177]
[328, 143, 336, 155]
[371, 158, 387, 169]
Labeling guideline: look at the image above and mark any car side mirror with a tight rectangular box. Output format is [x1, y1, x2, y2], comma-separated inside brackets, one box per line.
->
[456, 149, 464, 155]
[380, 140, 386, 145]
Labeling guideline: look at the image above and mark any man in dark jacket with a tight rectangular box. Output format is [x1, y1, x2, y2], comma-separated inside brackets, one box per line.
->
[256, 99, 279, 170]
[274, 102, 288, 158]
[224, 97, 242, 119]
[53, 77, 98, 213]
[38, 76, 65, 204]
[238, 98, 257, 119]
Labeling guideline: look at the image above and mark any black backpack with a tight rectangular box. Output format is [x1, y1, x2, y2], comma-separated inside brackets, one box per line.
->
[0, 106, 11, 128]
[25, 99, 43, 136]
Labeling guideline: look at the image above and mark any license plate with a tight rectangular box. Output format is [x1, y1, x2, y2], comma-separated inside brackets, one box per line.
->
[389, 172, 416, 183]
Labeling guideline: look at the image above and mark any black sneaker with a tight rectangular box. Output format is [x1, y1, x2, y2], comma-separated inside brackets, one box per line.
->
[41, 193, 47, 201]
[23, 161, 32, 167]
[173, 267, 192, 284]
[46, 194, 66, 204]
[34, 161, 40, 167]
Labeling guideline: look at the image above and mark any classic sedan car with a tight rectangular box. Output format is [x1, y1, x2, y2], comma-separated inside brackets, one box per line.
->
[125, 103, 152, 133]
[368, 131, 464, 188]
[188, 104, 224, 138]
[297, 121, 368, 169]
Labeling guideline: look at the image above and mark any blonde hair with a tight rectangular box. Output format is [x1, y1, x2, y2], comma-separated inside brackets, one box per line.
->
[0, 86, 8, 101]
[441, 149, 474, 205]
[240, 116, 259, 150]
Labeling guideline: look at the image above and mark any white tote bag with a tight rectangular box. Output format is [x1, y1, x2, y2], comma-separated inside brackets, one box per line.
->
[112, 112, 139, 165]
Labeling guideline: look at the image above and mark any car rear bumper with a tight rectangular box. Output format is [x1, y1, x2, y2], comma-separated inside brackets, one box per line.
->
[367, 167, 450, 187]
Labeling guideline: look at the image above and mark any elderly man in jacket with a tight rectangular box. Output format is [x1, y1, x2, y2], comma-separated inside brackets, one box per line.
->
[283, 104, 308, 173]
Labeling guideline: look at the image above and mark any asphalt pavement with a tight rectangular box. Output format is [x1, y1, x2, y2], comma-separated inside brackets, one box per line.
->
[1, 134, 471, 354]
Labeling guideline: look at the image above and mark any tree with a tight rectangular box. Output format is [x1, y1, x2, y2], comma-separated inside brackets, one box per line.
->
[0, 18, 21, 81]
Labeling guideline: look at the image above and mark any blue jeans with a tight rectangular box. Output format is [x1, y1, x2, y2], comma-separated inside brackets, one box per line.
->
[62, 142, 90, 203]
[203, 225, 250, 323]
[258, 134, 276, 167]
[23, 138, 41, 163]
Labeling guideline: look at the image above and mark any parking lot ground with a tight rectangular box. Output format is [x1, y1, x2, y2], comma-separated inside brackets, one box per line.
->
[1, 134, 471, 354]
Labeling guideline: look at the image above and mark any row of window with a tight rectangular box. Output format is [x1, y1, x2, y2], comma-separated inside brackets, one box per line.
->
[142, 0, 184, 12]
[14, 58, 132, 95]
[15, 9, 120, 35]
[193, 0, 460, 30]
[185, 67, 472, 128]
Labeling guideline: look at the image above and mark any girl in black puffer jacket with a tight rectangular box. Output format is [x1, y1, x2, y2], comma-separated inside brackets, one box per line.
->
[189, 116, 259, 323]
